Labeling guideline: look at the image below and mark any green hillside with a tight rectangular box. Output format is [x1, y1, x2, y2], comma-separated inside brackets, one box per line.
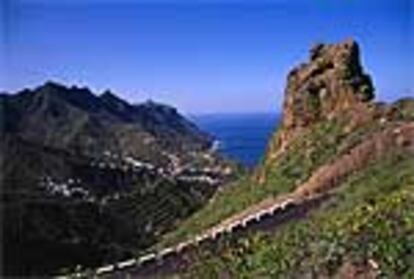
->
[184, 152, 414, 278]
[159, 100, 414, 248]
[156, 40, 414, 279]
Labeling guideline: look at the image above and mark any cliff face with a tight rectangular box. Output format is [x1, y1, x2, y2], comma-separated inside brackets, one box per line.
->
[258, 39, 375, 182]
[283, 39, 374, 129]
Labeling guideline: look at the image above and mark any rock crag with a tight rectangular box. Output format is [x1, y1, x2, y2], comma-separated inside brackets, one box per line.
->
[283, 39, 374, 129]
[258, 39, 375, 183]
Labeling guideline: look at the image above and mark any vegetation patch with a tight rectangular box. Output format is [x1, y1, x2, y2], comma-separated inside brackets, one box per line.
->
[183, 153, 414, 278]
[159, 111, 408, 248]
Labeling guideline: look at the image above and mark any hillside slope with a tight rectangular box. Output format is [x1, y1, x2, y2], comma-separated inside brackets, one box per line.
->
[158, 40, 414, 278]
[0, 83, 235, 276]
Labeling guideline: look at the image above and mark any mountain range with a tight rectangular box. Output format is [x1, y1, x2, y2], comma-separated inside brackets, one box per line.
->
[1, 82, 235, 276]
[2, 39, 414, 278]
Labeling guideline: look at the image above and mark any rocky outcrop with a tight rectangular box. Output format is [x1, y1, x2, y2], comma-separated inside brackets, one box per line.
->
[258, 39, 375, 183]
[283, 39, 374, 129]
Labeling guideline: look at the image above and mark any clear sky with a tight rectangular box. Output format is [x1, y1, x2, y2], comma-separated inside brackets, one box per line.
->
[1, 0, 412, 114]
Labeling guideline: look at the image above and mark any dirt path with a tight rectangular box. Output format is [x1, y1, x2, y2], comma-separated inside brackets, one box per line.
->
[294, 122, 414, 197]
[205, 122, 414, 235]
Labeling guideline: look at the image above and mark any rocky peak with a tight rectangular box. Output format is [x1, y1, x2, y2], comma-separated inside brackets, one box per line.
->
[100, 90, 132, 114]
[139, 99, 178, 114]
[282, 39, 374, 131]
[39, 80, 68, 92]
[100, 90, 126, 104]
[256, 39, 375, 183]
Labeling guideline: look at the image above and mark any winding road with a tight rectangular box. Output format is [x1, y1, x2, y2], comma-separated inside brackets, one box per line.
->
[62, 122, 414, 279]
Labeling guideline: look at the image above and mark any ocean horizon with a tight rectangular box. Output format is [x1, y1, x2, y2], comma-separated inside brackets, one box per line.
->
[192, 113, 280, 167]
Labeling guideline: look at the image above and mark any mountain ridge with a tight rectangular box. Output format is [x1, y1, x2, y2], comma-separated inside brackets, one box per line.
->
[1, 81, 212, 155]
[1, 81, 235, 276]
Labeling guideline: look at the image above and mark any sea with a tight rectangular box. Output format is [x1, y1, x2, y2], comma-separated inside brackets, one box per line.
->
[192, 113, 280, 168]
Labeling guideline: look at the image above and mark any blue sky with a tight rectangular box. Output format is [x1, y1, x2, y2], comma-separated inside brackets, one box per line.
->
[1, 0, 412, 113]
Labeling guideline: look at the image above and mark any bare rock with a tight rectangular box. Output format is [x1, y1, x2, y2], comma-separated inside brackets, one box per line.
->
[256, 39, 375, 184]
[282, 38, 374, 131]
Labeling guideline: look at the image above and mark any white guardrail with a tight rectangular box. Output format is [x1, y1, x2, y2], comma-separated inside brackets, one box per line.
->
[59, 197, 297, 278]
